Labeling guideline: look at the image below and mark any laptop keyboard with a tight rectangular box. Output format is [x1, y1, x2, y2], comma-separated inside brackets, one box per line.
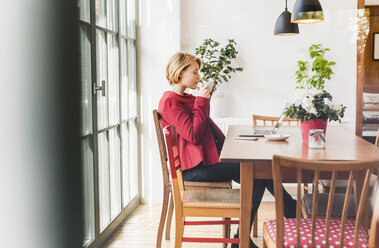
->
[254, 129, 273, 135]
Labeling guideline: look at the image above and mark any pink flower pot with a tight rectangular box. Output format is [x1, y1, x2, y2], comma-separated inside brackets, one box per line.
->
[300, 119, 328, 145]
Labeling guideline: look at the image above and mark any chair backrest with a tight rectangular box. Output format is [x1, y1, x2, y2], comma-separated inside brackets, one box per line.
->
[163, 125, 185, 209]
[272, 155, 379, 247]
[252, 114, 299, 126]
[152, 109, 170, 192]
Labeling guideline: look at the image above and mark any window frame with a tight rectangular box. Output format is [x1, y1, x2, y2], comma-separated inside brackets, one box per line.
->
[79, 0, 140, 247]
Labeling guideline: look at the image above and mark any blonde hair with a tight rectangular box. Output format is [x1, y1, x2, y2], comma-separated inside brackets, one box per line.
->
[165, 52, 201, 85]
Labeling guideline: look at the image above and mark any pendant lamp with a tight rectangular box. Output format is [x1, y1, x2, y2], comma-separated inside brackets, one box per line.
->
[291, 0, 324, 24]
[274, 0, 299, 36]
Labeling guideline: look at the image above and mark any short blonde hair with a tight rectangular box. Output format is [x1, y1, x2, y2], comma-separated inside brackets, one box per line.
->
[165, 52, 201, 85]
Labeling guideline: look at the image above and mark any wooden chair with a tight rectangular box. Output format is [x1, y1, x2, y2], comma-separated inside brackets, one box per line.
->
[263, 155, 379, 248]
[153, 110, 232, 248]
[304, 128, 379, 219]
[163, 125, 240, 247]
[252, 114, 299, 127]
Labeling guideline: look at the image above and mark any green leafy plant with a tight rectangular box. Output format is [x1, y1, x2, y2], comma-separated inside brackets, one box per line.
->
[195, 38, 243, 88]
[295, 44, 336, 89]
[285, 44, 346, 122]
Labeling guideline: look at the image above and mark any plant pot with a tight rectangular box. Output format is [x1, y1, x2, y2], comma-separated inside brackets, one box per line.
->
[300, 119, 328, 144]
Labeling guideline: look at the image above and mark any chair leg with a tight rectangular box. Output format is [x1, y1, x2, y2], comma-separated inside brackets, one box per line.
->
[174, 216, 184, 248]
[156, 187, 170, 248]
[253, 212, 258, 237]
[222, 218, 231, 248]
[262, 223, 268, 248]
[165, 192, 174, 240]
[263, 239, 268, 248]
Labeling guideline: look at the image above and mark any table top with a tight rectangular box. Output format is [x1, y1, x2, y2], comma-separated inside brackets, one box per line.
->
[220, 125, 379, 162]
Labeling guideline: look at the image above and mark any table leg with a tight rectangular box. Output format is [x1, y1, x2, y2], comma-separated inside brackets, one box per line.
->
[240, 162, 254, 248]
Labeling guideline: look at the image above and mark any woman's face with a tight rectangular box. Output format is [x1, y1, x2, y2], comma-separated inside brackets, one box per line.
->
[178, 60, 200, 90]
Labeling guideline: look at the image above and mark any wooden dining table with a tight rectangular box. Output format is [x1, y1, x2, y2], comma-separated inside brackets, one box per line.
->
[219, 125, 379, 248]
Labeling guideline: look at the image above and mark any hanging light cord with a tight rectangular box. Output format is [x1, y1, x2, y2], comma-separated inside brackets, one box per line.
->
[285, 0, 288, 11]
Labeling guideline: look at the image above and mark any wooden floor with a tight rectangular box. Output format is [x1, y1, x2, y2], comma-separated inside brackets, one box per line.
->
[103, 202, 276, 248]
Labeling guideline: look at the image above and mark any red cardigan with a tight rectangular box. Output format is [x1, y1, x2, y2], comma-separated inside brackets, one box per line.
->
[158, 91, 225, 171]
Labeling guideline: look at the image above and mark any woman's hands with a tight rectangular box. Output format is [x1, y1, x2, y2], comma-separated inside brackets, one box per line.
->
[197, 82, 216, 99]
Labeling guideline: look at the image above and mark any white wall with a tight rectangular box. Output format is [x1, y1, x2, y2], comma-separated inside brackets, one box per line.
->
[366, 0, 379, 5]
[138, 0, 180, 204]
[181, 0, 357, 129]
[140, 0, 359, 204]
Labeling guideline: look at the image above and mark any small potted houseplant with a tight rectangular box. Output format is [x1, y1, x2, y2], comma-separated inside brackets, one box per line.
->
[284, 44, 346, 144]
[195, 38, 243, 91]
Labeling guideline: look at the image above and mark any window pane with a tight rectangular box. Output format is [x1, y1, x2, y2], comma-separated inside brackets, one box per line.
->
[96, 0, 106, 27]
[128, 40, 137, 117]
[96, 30, 109, 129]
[119, 0, 127, 36]
[129, 120, 138, 198]
[127, 0, 136, 38]
[109, 128, 121, 219]
[107, 35, 120, 126]
[107, 0, 118, 31]
[82, 138, 95, 246]
[79, 0, 90, 22]
[98, 132, 110, 231]
[80, 25, 92, 135]
[121, 122, 130, 206]
[120, 38, 129, 120]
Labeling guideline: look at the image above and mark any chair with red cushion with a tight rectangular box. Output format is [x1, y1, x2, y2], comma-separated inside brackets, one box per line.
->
[263, 155, 379, 248]
[153, 110, 233, 248]
[163, 125, 240, 248]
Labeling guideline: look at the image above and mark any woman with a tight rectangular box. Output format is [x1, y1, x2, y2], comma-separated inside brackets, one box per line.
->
[158, 52, 296, 248]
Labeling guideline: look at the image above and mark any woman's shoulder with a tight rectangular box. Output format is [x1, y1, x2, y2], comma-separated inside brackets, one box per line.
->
[161, 91, 195, 102]
[159, 91, 195, 110]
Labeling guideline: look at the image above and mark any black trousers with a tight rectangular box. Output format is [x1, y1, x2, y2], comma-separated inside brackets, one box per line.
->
[182, 162, 297, 231]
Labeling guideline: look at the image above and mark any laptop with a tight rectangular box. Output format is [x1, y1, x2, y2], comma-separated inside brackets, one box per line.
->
[238, 103, 289, 137]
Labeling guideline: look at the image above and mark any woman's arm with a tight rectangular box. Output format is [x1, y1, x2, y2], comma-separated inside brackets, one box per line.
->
[207, 117, 225, 151]
[161, 97, 210, 144]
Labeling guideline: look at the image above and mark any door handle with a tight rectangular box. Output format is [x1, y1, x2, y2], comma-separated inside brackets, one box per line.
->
[93, 80, 106, 96]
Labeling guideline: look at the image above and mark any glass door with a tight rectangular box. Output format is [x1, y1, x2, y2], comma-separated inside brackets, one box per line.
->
[79, 0, 139, 247]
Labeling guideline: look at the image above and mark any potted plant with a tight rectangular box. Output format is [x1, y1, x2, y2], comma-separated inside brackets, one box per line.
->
[195, 38, 243, 90]
[284, 44, 346, 144]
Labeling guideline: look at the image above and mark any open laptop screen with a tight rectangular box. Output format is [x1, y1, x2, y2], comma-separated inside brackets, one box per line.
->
[273, 102, 290, 134]
[238, 102, 290, 137]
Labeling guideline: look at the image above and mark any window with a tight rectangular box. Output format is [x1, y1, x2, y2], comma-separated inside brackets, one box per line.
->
[79, 0, 138, 247]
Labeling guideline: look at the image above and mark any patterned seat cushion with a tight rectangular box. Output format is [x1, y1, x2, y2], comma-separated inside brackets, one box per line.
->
[265, 218, 368, 248]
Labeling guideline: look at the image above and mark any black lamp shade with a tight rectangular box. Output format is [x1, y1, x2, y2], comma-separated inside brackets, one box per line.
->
[274, 10, 299, 36]
[291, 0, 324, 24]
